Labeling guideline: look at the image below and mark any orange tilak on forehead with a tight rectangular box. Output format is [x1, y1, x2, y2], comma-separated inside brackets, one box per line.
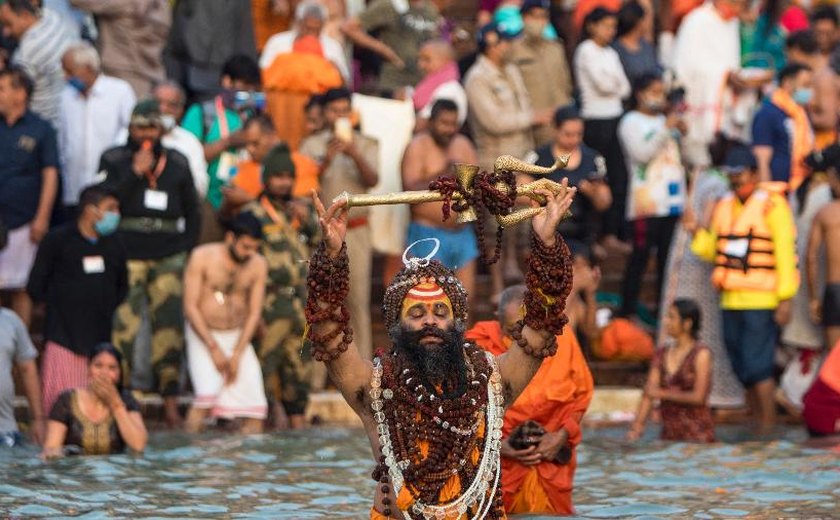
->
[400, 281, 453, 319]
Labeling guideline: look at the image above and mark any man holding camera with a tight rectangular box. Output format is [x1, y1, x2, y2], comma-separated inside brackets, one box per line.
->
[299, 87, 378, 374]
[181, 55, 263, 243]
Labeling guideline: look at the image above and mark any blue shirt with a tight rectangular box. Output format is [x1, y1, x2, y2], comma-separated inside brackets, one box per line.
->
[751, 100, 791, 184]
[0, 111, 59, 230]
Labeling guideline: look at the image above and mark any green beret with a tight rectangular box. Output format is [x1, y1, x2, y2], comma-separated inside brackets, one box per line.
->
[262, 143, 296, 184]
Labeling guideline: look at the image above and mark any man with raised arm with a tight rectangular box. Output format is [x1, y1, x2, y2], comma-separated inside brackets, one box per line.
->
[305, 179, 576, 519]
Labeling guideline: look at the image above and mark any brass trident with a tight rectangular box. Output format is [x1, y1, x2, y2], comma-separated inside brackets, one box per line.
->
[333, 154, 571, 228]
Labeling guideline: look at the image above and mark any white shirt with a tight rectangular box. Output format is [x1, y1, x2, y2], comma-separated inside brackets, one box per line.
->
[573, 39, 630, 119]
[259, 30, 351, 81]
[58, 74, 135, 204]
[618, 110, 686, 220]
[417, 80, 468, 125]
[674, 2, 740, 147]
[162, 126, 209, 198]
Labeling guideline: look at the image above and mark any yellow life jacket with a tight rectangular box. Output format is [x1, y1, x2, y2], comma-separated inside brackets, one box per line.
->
[711, 184, 792, 292]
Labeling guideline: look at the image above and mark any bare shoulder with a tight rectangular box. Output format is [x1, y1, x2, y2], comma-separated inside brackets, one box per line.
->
[189, 243, 218, 265]
[407, 131, 434, 150]
[450, 134, 477, 160]
[247, 253, 268, 275]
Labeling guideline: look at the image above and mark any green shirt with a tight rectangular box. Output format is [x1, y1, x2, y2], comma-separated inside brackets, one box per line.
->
[181, 100, 244, 209]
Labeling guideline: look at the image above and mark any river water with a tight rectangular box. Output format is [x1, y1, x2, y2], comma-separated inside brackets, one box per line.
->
[1, 425, 838, 519]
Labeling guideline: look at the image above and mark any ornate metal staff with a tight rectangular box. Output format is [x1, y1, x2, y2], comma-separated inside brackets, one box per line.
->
[333, 154, 572, 227]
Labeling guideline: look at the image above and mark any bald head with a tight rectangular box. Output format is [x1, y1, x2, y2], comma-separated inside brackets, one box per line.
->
[418, 40, 455, 76]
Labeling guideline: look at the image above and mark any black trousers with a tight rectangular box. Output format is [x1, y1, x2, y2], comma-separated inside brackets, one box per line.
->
[584, 117, 628, 239]
[620, 216, 678, 316]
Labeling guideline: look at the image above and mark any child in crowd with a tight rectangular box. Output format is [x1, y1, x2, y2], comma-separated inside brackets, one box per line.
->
[627, 299, 715, 442]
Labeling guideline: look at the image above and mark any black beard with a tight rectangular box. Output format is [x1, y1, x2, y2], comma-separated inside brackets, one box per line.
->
[228, 245, 247, 264]
[268, 191, 292, 204]
[127, 138, 163, 157]
[431, 132, 453, 148]
[390, 323, 467, 398]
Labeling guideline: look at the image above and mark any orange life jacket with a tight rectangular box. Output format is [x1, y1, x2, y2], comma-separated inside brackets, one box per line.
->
[711, 185, 790, 292]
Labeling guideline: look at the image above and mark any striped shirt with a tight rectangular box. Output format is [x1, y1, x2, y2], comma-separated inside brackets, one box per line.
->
[12, 8, 77, 129]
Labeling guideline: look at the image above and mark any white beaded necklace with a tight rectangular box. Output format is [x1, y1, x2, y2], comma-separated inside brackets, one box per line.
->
[371, 351, 504, 520]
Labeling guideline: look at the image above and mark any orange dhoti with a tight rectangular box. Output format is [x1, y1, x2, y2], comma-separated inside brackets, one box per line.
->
[466, 321, 594, 515]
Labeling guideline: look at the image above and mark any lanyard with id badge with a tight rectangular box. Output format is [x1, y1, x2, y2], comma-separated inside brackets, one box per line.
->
[144, 151, 169, 211]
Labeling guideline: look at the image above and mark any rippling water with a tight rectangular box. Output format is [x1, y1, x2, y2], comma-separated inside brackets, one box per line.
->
[1, 425, 838, 519]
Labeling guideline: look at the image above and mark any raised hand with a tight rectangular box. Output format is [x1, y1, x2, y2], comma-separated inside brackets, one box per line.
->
[311, 190, 348, 257]
[531, 178, 576, 246]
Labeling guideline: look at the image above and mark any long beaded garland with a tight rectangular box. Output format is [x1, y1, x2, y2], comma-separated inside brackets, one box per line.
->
[523, 230, 574, 337]
[428, 169, 517, 266]
[304, 242, 353, 360]
[370, 344, 505, 519]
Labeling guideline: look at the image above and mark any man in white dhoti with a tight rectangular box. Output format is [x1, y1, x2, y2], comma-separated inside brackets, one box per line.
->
[183, 212, 269, 434]
[673, 0, 750, 166]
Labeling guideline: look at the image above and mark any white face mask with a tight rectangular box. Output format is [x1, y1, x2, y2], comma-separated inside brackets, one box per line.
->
[161, 114, 177, 132]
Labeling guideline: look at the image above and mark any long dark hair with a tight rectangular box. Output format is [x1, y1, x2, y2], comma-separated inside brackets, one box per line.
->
[672, 299, 701, 339]
[88, 342, 125, 391]
[616, 1, 646, 39]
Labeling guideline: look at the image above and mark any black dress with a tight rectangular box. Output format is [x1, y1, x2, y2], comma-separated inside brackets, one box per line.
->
[48, 389, 141, 455]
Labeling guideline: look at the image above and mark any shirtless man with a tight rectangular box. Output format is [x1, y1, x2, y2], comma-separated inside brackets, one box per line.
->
[401, 99, 480, 300]
[808, 161, 840, 349]
[183, 212, 269, 434]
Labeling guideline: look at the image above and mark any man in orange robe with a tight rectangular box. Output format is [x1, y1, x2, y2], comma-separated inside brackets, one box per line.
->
[467, 284, 594, 515]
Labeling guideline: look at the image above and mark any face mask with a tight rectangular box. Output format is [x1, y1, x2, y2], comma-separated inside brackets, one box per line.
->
[793, 87, 814, 106]
[160, 114, 176, 132]
[523, 20, 546, 40]
[67, 76, 86, 94]
[643, 98, 666, 112]
[94, 211, 120, 236]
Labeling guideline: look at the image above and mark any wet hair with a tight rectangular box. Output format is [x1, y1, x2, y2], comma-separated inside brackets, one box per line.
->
[429, 98, 459, 120]
[221, 54, 261, 87]
[88, 343, 124, 390]
[78, 184, 117, 213]
[616, 1, 646, 39]
[322, 87, 352, 106]
[812, 5, 839, 27]
[786, 30, 819, 56]
[778, 62, 811, 84]
[553, 104, 582, 128]
[582, 7, 616, 41]
[496, 284, 526, 324]
[244, 113, 276, 134]
[0, 66, 34, 100]
[672, 298, 701, 339]
[226, 211, 263, 240]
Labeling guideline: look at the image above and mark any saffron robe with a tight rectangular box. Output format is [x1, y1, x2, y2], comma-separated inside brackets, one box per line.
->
[465, 321, 594, 514]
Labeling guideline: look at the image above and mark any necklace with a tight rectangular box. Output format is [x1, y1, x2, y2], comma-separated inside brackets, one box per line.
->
[213, 256, 244, 306]
[371, 346, 504, 519]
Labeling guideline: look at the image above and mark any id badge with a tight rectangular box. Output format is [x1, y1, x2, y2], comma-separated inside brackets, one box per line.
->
[82, 255, 105, 274]
[144, 189, 168, 211]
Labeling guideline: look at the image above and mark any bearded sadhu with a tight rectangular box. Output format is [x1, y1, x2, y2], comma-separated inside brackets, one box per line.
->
[305, 178, 576, 519]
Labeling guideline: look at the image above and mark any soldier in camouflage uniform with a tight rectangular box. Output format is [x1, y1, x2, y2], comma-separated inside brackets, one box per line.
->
[101, 100, 201, 427]
[243, 144, 320, 429]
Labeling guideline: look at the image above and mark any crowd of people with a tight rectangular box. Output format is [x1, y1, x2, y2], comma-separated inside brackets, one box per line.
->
[1, 0, 840, 516]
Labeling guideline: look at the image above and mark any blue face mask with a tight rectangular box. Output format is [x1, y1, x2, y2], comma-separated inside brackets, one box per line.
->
[792, 87, 814, 105]
[94, 211, 120, 236]
[67, 76, 86, 94]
